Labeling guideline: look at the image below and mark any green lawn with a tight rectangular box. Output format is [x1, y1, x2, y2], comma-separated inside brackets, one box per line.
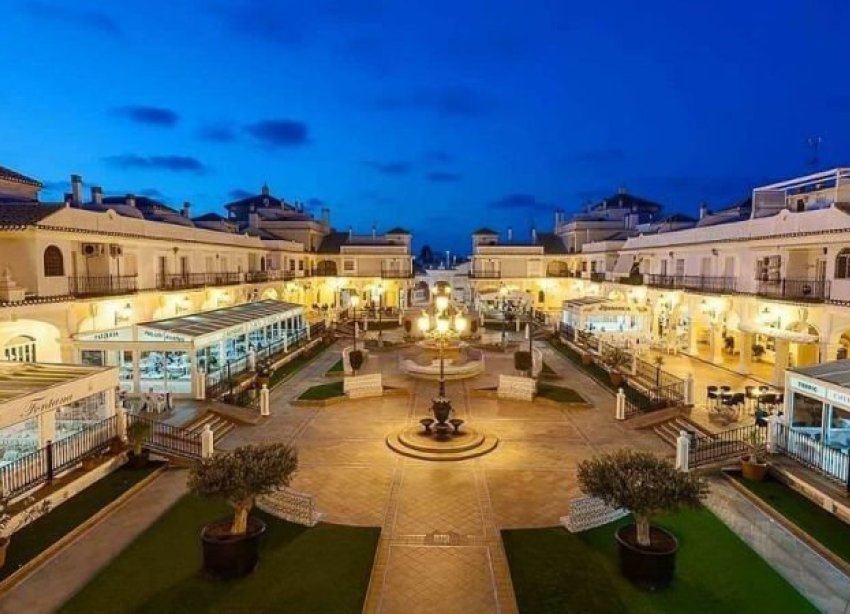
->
[298, 381, 345, 401]
[536, 383, 586, 404]
[503, 507, 815, 614]
[268, 341, 330, 388]
[733, 473, 850, 566]
[1, 463, 161, 582]
[325, 358, 344, 376]
[61, 495, 380, 614]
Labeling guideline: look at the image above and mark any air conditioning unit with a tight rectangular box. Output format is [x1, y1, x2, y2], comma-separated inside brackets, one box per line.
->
[82, 243, 104, 257]
[109, 244, 123, 257]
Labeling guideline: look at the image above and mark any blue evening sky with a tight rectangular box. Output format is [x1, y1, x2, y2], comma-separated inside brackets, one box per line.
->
[1, 0, 849, 254]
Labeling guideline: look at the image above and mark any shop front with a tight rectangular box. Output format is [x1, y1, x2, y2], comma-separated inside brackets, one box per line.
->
[74, 300, 307, 398]
[0, 362, 118, 469]
[561, 297, 649, 337]
[783, 363, 850, 481]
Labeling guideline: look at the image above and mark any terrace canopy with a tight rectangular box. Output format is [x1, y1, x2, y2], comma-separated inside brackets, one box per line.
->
[560, 297, 649, 334]
[74, 300, 306, 396]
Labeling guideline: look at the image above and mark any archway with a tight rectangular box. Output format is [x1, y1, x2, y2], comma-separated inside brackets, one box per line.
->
[786, 321, 820, 367]
[0, 320, 62, 363]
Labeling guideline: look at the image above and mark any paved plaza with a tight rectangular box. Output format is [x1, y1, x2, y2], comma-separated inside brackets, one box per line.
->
[224, 341, 669, 613]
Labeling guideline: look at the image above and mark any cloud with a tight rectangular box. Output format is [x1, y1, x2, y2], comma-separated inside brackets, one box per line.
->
[363, 160, 411, 176]
[22, 1, 121, 34]
[104, 154, 207, 174]
[490, 193, 552, 212]
[374, 86, 492, 117]
[112, 105, 179, 127]
[306, 197, 325, 209]
[243, 120, 309, 147]
[427, 171, 463, 183]
[228, 189, 253, 200]
[359, 190, 394, 206]
[198, 123, 237, 142]
[423, 150, 453, 165]
[139, 188, 164, 198]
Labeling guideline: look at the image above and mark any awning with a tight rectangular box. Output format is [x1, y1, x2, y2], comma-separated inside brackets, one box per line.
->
[612, 254, 636, 276]
[738, 322, 819, 343]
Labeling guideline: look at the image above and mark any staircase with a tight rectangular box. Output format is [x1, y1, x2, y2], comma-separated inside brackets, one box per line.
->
[652, 416, 713, 448]
[184, 412, 236, 444]
[335, 321, 355, 340]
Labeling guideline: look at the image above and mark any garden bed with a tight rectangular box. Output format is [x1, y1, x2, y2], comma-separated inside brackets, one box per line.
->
[60, 495, 380, 614]
[0, 462, 164, 586]
[535, 384, 588, 405]
[727, 470, 850, 572]
[324, 358, 344, 377]
[268, 340, 332, 388]
[502, 507, 814, 613]
[298, 381, 344, 401]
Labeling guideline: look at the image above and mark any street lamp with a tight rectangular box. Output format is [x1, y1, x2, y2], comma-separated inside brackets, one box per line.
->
[498, 285, 510, 347]
[350, 294, 360, 351]
[418, 294, 467, 418]
[373, 285, 385, 344]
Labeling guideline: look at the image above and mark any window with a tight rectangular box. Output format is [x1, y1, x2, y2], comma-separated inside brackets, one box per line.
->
[836, 249, 850, 279]
[343, 260, 355, 272]
[298, 260, 304, 271]
[43, 245, 64, 277]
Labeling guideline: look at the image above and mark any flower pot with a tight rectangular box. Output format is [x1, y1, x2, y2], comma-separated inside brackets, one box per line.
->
[0, 536, 8, 569]
[615, 524, 678, 589]
[201, 517, 267, 579]
[741, 458, 768, 481]
[127, 449, 150, 468]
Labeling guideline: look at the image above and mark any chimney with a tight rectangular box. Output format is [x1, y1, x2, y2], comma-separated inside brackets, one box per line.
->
[261, 183, 270, 197]
[321, 207, 330, 226]
[507, 227, 513, 242]
[372, 223, 376, 239]
[348, 225, 353, 238]
[71, 174, 83, 206]
[125, 194, 136, 208]
[91, 186, 103, 205]
[531, 227, 538, 243]
[248, 211, 259, 228]
[182, 201, 191, 218]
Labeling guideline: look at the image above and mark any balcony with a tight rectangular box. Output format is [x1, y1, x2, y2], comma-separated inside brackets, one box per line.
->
[756, 278, 830, 302]
[469, 270, 501, 279]
[646, 274, 737, 293]
[244, 270, 294, 283]
[381, 266, 413, 279]
[68, 275, 138, 297]
[156, 272, 243, 290]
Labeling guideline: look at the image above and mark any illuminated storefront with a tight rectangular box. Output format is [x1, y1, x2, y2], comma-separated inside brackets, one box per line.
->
[73, 300, 307, 397]
[561, 297, 649, 335]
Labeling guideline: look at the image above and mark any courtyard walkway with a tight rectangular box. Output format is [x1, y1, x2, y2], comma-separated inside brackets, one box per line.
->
[225, 340, 669, 613]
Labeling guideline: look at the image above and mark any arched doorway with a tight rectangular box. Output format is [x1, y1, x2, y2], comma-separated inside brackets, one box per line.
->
[786, 321, 820, 367]
[0, 320, 62, 363]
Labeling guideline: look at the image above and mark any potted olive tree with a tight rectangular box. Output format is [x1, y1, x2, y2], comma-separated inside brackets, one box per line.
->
[127, 420, 152, 468]
[189, 443, 298, 579]
[740, 429, 768, 481]
[603, 347, 631, 387]
[348, 349, 364, 375]
[0, 497, 51, 568]
[577, 449, 708, 588]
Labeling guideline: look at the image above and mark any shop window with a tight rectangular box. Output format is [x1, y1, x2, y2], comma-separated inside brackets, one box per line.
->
[43, 245, 64, 277]
[835, 249, 850, 279]
[4, 336, 36, 362]
[791, 392, 823, 430]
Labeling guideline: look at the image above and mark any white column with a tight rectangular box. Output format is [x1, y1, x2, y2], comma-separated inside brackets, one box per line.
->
[766, 414, 780, 453]
[260, 384, 270, 416]
[615, 388, 625, 420]
[117, 406, 127, 441]
[38, 411, 57, 448]
[684, 373, 695, 406]
[773, 338, 789, 387]
[737, 331, 753, 375]
[201, 424, 214, 458]
[675, 430, 690, 472]
[524, 323, 530, 340]
[710, 326, 723, 365]
[194, 367, 206, 400]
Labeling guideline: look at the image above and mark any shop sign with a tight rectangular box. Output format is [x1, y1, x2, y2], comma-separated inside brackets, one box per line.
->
[77, 327, 133, 342]
[139, 328, 190, 343]
[21, 392, 74, 419]
[827, 388, 850, 409]
[789, 376, 825, 398]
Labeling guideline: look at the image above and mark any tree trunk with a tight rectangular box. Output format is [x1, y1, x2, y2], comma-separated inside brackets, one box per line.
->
[635, 514, 652, 548]
[231, 499, 253, 535]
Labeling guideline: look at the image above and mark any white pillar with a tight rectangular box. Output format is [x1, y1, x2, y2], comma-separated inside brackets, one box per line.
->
[773, 338, 789, 387]
[117, 406, 127, 441]
[194, 368, 206, 400]
[38, 411, 57, 448]
[737, 331, 753, 375]
[260, 384, 270, 416]
[247, 348, 256, 372]
[675, 430, 690, 472]
[684, 373, 695, 406]
[710, 326, 723, 365]
[201, 424, 214, 458]
[525, 323, 530, 340]
[615, 388, 625, 420]
[766, 414, 780, 453]
[515, 319, 521, 332]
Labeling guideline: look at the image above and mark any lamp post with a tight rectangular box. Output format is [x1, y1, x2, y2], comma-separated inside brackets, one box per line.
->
[374, 285, 384, 344]
[498, 285, 509, 347]
[350, 294, 360, 351]
[418, 291, 467, 431]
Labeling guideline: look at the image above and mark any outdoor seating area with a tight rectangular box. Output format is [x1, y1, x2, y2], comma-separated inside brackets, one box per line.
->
[705, 384, 784, 426]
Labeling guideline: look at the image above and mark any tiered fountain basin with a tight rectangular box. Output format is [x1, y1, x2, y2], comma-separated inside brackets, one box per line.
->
[399, 344, 485, 381]
[386, 425, 499, 461]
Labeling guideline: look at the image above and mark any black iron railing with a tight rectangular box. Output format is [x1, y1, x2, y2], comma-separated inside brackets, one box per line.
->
[469, 270, 501, 279]
[127, 413, 202, 459]
[0, 415, 118, 498]
[689, 424, 764, 468]
[645, 274, 736, 293]
[244, 270, 293, 283]
[156, 272, 243, 290]
[68, 275, 138, 297]
[756, 279, 830, 302]
[380, 266, 413, 279]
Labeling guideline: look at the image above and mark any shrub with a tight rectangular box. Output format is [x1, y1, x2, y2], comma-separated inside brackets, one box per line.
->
[577, 449, 707, 548]
[127, 421, 151, 456]
[188, 443, 298, 535]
